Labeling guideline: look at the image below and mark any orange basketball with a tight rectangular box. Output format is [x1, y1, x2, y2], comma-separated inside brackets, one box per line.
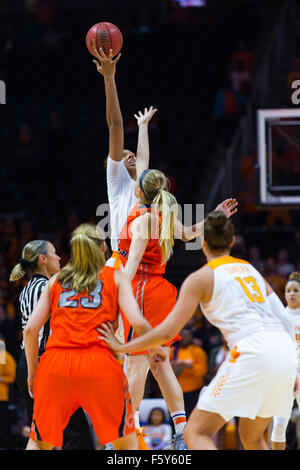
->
[86, 22, 123, 58]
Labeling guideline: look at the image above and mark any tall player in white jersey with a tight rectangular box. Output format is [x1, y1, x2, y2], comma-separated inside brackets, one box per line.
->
[99, 211, 298, 450]
[271, 272, 300, 450]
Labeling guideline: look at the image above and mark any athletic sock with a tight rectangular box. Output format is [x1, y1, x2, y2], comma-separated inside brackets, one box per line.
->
[134, 411, 141, 431]
[171, 410, 186, 434]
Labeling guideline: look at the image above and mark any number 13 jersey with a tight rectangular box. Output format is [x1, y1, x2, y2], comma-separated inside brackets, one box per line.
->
[200, 255, 284, 350]
[46, 266, 119, 350]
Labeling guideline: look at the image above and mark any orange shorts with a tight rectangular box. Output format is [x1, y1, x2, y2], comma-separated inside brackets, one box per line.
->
[30, 346, 134, 447]
[123, 273, 181, 355]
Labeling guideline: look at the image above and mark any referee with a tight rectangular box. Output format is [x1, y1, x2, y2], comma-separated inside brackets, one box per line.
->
[10, 239, 95, 450]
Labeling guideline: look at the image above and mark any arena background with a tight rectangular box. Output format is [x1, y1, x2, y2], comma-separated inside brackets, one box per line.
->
[0, 0, 300, 450]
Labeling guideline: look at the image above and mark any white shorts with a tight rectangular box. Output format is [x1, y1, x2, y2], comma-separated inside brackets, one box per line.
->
[197, 329, 297, 422]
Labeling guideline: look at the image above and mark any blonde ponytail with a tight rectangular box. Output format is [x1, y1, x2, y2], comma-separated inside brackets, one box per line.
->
[140, 169, 178, 264]
[10, 240, 49, 282]
[57, 223, 106, 293]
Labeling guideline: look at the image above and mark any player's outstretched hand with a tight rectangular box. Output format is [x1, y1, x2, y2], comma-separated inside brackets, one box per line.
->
[96, 322, 123, 352]
[215, 198, 238, 218]
[134, 106, 158, 127]
[91, 39, 121, 79]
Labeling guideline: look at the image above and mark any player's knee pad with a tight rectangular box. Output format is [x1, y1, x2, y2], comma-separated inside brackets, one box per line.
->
[271, 417, 288, 443]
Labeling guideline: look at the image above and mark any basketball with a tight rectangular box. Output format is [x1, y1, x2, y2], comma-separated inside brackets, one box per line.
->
[86, 22, 123, 58]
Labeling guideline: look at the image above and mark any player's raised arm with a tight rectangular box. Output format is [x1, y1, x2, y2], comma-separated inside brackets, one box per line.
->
[134, 106, 157, 178]
[123, 213, 151, 281]
[174, 198, 238, 242]
[92, 40, 123, 162]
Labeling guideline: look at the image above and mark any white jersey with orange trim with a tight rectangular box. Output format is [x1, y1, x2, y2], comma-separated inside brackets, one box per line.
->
[200, 255, 284, 350]
[106, 156, 137, 253]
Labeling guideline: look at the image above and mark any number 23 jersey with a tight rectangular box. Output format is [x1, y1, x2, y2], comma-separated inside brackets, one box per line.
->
[46, 266, 119, 350]
[200, 255, 284, 350]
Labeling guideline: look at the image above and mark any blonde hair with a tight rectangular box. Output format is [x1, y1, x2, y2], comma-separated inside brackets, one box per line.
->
[57, 223, 106, 293]
[10, 240, 49, 282]
[140, 169, 178, 264]
[288, 272, 300, 283]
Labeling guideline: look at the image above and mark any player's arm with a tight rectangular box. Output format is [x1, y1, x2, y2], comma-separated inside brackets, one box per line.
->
[174, 198, 238, 242]
[264, 278, 294, 339]
[99, 267, 213, 353]
[134, 107, 157, 178]
[123, 213, 151, 281]
[24, 277, 55, 397]
[92, 41, 123, 162]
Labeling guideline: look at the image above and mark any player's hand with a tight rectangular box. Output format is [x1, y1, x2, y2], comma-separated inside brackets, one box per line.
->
[215, 198, 238, 218]
[149, 348, 167, 363]
[134, 106, 158, 127]
[27, 373, 35, 398]
[96, 322, 123, 352]
[91, 39, 121, 79]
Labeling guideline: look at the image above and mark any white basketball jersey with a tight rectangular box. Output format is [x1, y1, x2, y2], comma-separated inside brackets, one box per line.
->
[200, 255, 284, 349]
[106, 156, 137, 252]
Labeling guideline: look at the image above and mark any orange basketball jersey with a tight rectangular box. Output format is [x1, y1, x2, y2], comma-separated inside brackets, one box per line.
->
[47, 266, 119, 350]
[118, 203, 166, 275]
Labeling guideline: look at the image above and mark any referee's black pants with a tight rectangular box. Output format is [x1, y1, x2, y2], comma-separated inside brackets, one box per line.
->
[16, 350, 95, 450]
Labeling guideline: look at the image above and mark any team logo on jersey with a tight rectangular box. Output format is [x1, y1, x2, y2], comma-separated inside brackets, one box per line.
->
[118, 248, 128, 258]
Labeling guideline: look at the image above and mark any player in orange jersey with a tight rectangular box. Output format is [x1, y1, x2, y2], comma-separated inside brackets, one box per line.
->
[23, 223, 157, 450]
[114, 169, 235, 449]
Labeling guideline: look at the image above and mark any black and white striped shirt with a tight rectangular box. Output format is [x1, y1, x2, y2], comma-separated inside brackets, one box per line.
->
[19, 274, 50, 354]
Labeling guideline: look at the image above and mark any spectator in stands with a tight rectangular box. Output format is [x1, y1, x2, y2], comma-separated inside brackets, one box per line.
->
[231, 40, 255, 74]
[170, 328, 208, 418]
[266, 209, 292, 228]
[230, 234, 246, 259]
[0, 333, 17, 449]
[191, 313, 222, 356]
[248, 245, 265, 274]
[144, 407, 173, 450]
[289, 230, 300, 265]
[42, 25, 61, 52]
[0, 306, 18, 361]
[212, 79, 246, 146]
[230, 59, 252, 97]
[277, 248, 295, 279]
[264, 257, 286, 303]
[35, 0, 54, 26]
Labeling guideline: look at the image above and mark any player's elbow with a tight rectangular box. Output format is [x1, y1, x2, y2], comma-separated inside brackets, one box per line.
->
[24, 323, 38, 339]
[160, 323, 175, 343]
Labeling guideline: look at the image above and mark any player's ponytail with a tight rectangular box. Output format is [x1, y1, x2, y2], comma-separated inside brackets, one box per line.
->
[140, 169, 178, 264]
[57, 224, 106, 293]
[10, 240, 49, 282]
[204, 210, 234, 252]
